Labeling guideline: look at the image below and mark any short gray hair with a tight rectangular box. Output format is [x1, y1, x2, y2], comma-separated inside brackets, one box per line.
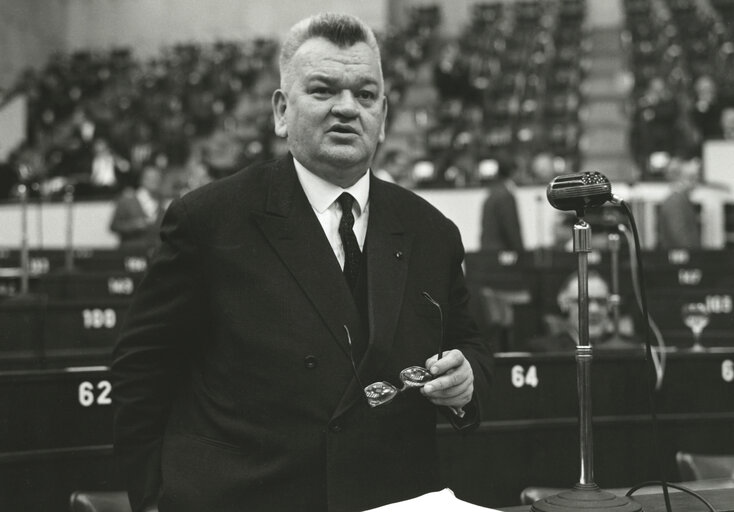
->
[279, 12, 382, 89]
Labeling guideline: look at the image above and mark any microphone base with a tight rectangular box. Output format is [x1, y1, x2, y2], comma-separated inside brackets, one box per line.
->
[531, 483, 643, 512]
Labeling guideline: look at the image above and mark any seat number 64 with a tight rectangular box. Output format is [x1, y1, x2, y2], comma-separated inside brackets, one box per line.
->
[511, 365, 539, 388]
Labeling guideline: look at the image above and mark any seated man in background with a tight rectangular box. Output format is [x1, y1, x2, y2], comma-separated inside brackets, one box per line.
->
[109, 166, 164, 252]
[528, 271, 641, 352]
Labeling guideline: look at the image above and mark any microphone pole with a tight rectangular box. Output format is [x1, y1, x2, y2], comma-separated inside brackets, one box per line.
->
[64, 183, 75, 271]
[532, 172, 640, 512]
[18, 184, 30, 295]
[608, 232, 621, 338]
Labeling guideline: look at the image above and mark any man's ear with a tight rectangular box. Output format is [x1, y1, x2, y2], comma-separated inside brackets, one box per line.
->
[378, 94, 389, 143]
[272, 89, 288, 138]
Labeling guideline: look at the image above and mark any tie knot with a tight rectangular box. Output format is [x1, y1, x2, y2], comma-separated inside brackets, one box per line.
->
[337, 192, 356, 215]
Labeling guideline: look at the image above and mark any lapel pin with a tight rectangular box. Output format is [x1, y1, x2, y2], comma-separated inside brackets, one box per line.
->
[394, 250, 403, 260]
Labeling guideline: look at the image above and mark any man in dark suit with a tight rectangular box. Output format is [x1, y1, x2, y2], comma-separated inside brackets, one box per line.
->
[112, 13, 493, 512]
[479, 154, 524, 252]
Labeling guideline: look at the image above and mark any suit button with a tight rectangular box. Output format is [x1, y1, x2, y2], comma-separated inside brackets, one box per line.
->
[304, 355, 318, 369]
[329, 422, 343, 433]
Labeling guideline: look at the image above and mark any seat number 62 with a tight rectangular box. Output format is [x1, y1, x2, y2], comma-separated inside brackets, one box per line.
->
[78, 380, 112, 407]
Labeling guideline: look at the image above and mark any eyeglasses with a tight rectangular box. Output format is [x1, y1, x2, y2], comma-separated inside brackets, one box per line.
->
[562, 296, 610, 309]
[344, 291, 444, 408]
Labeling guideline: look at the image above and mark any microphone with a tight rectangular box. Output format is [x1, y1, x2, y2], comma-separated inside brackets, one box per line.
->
[546, 171, 619, 215]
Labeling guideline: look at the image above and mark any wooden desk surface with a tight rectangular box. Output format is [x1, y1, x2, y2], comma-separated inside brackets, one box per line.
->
[501, 487, 734, 512]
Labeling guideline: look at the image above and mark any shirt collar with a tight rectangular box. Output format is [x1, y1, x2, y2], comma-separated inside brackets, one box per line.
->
[293, 157, 370, 216]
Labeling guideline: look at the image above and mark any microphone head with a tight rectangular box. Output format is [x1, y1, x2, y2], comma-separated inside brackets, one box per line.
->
[546, 171, 613, 214]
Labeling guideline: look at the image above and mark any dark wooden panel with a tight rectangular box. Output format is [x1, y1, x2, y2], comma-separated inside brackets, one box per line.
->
[1, 350, 732, 509]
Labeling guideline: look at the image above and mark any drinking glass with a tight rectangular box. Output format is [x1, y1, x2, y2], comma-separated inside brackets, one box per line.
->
[681, 302, 709, 352]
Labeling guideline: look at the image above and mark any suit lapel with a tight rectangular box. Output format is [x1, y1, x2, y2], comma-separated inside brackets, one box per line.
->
[252, 156, 359, 355]
[332, 177, 413, 418]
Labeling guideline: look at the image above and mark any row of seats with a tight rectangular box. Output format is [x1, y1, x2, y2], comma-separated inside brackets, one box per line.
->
[465, 248, 734, 351]
[3, 1, 588, 200]
[1, 248, 732, 362]
[624, 0, 734, 175]
[67, 452, 734, 512]
[0, 247, 731, 371]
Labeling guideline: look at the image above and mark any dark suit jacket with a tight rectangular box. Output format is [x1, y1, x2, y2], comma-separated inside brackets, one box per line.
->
[657, 189, 701, 249]
[480, 180, 524, 252]
[111, 155, 493, 512]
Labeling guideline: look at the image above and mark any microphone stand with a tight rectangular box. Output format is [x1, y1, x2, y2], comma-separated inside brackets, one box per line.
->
[19, 184, 30, 296]
[608, 232, 621, 338]
[531, 215, 641, 512]
[63, 184, 76, 272]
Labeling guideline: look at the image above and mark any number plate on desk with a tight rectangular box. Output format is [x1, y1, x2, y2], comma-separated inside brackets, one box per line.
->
[0, 368, 113, 453]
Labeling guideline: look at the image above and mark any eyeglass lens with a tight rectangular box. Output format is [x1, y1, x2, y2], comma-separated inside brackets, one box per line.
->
[364, 365, 434, 407]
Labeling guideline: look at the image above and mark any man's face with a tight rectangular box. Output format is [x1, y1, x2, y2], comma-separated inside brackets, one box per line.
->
[564, 276, 611, 341]
[141, 169, 162, 193]
[272, 38, 388, 187]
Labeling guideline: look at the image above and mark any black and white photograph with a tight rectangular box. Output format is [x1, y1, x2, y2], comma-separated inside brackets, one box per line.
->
[0, 0, 733, 511]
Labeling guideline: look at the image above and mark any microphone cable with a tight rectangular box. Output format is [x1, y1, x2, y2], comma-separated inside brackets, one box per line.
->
[625, 481, 716, 512]
[618, 222, 667, 390]
[619, 199, 673, 512]
[620, 204, 716, 512]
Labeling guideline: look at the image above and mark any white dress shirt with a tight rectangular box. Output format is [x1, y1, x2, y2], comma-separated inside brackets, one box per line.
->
[293, 158, 370, 270]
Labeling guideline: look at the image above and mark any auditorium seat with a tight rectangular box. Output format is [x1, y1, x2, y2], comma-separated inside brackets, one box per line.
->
[69, 491, 133, 512]
[676, 452, 734, 481]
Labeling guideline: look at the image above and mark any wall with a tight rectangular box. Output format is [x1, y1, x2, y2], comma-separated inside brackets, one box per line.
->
[1, 183, 729, 250]
[0, 0, 68, 90]
[65, 0, 387, 56]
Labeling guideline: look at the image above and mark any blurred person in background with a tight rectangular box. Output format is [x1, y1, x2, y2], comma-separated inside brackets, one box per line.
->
[109, 166, 164, 252]
[689, 75, 724, 145]
[720, 104, 734, 140]
[479, 153, 524, 252]
[528, 271, 640, 352]
[528, 150, 557, 186]
[657, 157, 701, 249]
[631, 76, 681, 178]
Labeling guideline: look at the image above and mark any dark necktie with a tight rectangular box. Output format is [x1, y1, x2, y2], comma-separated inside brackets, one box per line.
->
[337, 192, 362, 292]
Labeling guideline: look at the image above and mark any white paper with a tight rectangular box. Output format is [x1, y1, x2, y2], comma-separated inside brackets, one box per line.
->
[362, 488, 503, 511]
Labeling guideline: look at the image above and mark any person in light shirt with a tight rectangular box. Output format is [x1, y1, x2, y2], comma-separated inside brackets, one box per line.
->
[109, 166, 164, 251]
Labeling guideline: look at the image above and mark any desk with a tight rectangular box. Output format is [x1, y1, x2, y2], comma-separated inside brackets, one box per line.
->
[501, 487, 734, 512]
[1, 351, 733, 509]
[439, 350, 734, 507]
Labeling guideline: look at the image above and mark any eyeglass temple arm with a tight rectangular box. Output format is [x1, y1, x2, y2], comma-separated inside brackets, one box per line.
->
[421, 292, 466, 417]
[421, 291, 444, 360]
[343, 325, 366, 391]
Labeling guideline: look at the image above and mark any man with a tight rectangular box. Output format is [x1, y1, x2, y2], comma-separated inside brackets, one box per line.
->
[109, 166, 164, 252]
[479, 154, 524, 252]
[657, 158, 701, 249]
[528, 271, 640, 352]
[112, 13, 492, 512]
[720, 104, 734, 140]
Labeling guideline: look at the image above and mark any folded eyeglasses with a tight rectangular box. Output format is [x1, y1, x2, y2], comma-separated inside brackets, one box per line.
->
[345, 291, 444, 408]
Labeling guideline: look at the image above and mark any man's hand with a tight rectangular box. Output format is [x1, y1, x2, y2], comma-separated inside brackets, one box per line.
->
[420, 349, 474, 409]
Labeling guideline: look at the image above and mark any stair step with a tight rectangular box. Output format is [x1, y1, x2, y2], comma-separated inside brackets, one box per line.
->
[582, 102, 628, 125]
[581, 129, 629, 153]
[582, 77, 628, 100]
[581, 156, 638, 182]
